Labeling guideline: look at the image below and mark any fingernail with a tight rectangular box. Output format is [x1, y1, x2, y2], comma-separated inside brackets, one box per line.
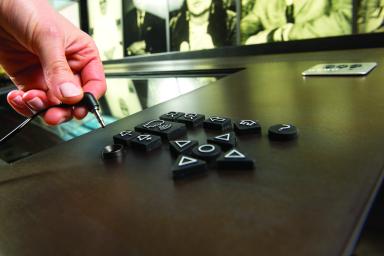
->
[57, 117, 68, 124]
[59, 82, 82, 98]
[12, 95, 25, 107]
[27, 97, 45, 110]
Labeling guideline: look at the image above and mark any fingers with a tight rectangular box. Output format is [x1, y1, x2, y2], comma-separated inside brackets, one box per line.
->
[42, 107, 72, 126]
[37, 32, 84, 105]
[80, 58, 107, 100]
[7, 90, 34, 116]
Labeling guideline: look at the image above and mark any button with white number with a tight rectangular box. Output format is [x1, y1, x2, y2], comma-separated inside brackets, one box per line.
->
[131, 134, 162, 152]
[216, 149, 255, 170]
[234, 120, 261, 135]
[203, 116, 232, 130]
[169, 140, 198, 156]
[192, 144, 221, 161]
[113, 130, 140, 146]
[176, 113, 205, 127]
[172, 155, 207, 179]
[160, 111, 185, 121]
[207, 132, 236, 150]
[268, 124, 298, 141]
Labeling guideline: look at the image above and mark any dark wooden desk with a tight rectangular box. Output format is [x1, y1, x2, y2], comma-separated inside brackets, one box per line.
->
[0, 48, 383, 256]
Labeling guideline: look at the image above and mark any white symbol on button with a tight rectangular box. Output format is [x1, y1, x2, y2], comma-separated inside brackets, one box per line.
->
[210, 117, 226, 122]
[184, 113, 197, 120]
[240, 120, 257, 126]
[198, 144, 215, 153]
[158, 124, 172, 131]
[138, 135, 152, 141]
[120, 130, 133, 137]
[224, 149, 246, 159]
[278, 124, 291, 132]
[215, 133, 230, 141]
[166, 112, 178, 117]
[175, 140, 191, 148]
[178, 156, 198, 167]
[143, 120, 165, 128]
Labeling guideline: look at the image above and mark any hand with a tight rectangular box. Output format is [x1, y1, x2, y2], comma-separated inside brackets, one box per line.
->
[0, 0, 106, 125]
[245, 30, 270, 45]
[127, 40, 146, 55]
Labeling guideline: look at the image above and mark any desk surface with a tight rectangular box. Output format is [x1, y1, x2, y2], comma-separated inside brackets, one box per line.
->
[1, 48, 384, 256]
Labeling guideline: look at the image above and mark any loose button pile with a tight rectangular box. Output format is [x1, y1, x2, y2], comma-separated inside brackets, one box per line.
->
[104, 111, 299, 180]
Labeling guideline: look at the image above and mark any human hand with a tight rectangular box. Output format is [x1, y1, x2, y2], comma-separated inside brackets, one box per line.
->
[0, 0, 106, 125]
[127, 40, 146, 55]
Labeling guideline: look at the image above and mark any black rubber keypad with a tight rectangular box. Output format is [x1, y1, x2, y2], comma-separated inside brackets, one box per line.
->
[135, 119, 187, 140]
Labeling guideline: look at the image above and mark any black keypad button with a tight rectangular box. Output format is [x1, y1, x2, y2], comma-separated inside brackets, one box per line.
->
[337, 64, 348, 69]
[169, 140, 198, 156]
[192, 144, 221, 161]
[131, 134, 162, 152]
[268, 124, 298, 141]
[216, 149, 255, 170]
[160, 111, 184, 121]
[350, 64, 362, 68]
[234, 120, 261, 135]
[135, 119, 187, 140]
[207, 132, 236, 150]
[176, 113, 205, 127]
[203, 116, 232, 130]
[172, 155, 207, 179]
[113, 130, 140, 146]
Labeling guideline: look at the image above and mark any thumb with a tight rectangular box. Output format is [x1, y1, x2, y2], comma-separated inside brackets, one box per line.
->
[38, 37, 83, 104]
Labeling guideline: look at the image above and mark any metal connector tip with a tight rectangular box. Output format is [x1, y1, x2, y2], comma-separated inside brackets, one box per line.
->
[94, 109, 106, 128]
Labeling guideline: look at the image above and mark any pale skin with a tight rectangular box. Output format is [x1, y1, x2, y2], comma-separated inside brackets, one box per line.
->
[0, 0, 107, 125]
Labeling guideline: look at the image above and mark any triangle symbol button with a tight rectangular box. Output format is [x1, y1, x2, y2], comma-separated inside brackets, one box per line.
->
[175, 140, 191, 148]
[224, 149, 246, 159]
[215, 133, 230, 141]
[178, 156, 198, 167]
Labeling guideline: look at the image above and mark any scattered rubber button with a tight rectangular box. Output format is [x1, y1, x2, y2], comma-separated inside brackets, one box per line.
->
[176, 113, 205, 127]
[135, 119, 187, 140]
[169, 139, 198, 156]
[192, 144, 221, 161]
[113, 130, 140, 146]
[101, 144, 124, 160]
[160, 111, 185, 121]
[207, 132, 236, 150]
[216, 148, 255, 170]
[131, 134, 162, 152]
[203, 116, 232, 130]
[172, 155, 207, 179]
[234, 120, 261, 134]
[268, 124, 298, 141]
